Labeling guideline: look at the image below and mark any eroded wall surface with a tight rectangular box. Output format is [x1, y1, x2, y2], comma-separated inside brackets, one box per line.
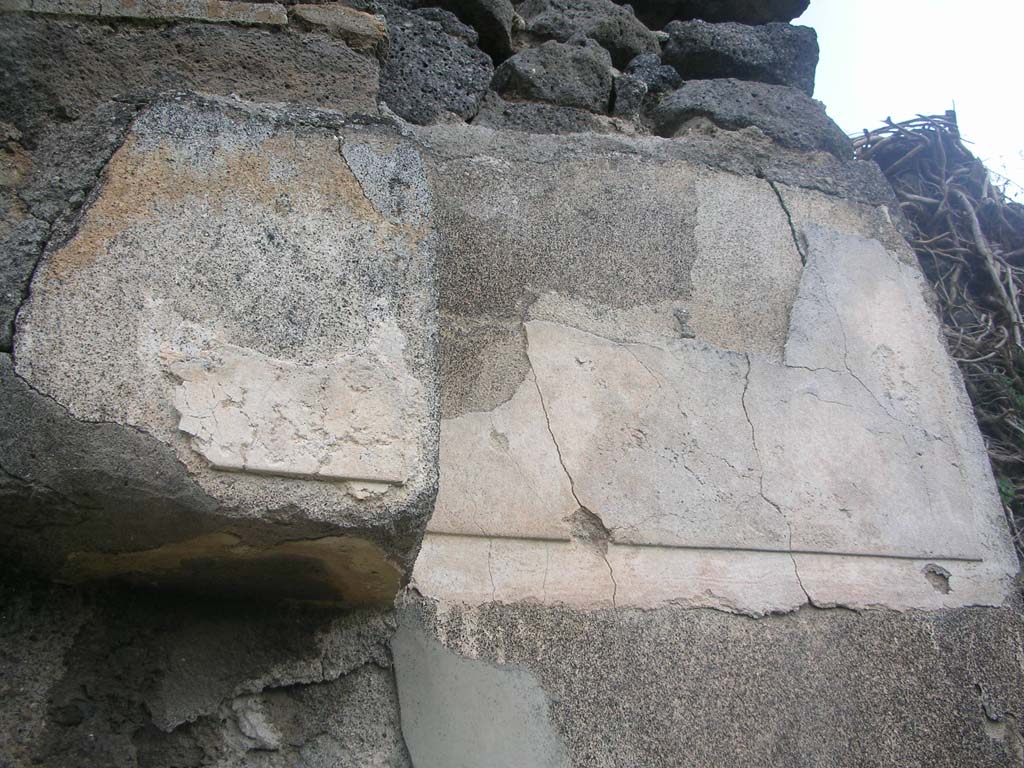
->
[414, 125, 1016, 616]
[0, 0, 1022, 764]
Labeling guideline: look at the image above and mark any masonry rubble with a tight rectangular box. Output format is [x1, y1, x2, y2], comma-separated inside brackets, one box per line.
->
[0, 0, 1022, 765]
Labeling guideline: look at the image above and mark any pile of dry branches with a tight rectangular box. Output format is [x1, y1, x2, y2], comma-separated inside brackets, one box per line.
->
[855, 114, 1024, 556]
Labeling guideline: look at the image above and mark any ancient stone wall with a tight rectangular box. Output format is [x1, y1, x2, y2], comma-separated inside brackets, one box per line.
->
[1, 0, 1022, 765]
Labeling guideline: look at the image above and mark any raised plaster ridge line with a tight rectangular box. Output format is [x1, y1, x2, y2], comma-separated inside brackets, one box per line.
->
[422, 530, 984, 563]
[768, 179, 806, 264]
[213, 463, 404, 485]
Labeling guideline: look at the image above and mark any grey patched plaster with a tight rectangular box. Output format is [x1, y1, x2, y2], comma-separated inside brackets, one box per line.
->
[391, 609, 569, 768]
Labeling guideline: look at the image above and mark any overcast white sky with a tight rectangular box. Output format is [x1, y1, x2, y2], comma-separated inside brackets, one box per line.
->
[797, 0, 1024, 193]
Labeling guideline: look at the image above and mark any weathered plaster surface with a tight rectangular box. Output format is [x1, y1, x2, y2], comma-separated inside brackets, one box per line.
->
[6, 96, 438, 599]
[431, 370, 577, 540]
[396, 595, 1024, 768]
[415, 189, 1017, 614]
[15, 98, 436, 512]
[689, 170, 803, 357]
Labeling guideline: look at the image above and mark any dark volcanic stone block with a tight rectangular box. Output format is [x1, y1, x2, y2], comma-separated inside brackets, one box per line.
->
[625, 52, 683, 95]
[415, 0, 517, 60]
[0, 14, 381, 143]
[518, 0, 660, 68]
[473, 91, 618, 133]
[663, 19, 818, 95]
[653, 78, 851, 158]
[491, 38, 613, 113]
[381, 5, 494, 123]
[614, 0, 809, 31]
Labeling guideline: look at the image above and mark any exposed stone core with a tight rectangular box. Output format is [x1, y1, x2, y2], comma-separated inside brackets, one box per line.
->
[6, 96, 440, 603]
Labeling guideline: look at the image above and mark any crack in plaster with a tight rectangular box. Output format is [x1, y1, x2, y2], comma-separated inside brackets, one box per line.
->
[768, 179, 806, 265]
[740, 352, 811, 607]
[487, 538, 496, 602]
[810, 264, 894, 420]
[528, 353, 618, 609]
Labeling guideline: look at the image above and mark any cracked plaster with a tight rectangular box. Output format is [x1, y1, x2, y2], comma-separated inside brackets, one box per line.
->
[414, 221, 1018, 614]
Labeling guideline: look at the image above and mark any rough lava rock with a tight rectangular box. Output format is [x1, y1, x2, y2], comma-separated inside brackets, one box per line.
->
[473, 90, 618, 133]
[290, 3, 391, 59]
[0, 14, 382, 143]
[414, 0, 517, 60]
[624, 52, 682, 95]
[517, 0, 659, 68]
[381, 5, 493, 123]
[491, 38, 613, 112]
[614, 0, 809, 31]
[663, 19, 818, 95]
[653, 78, 852, 158]
[611, 73, 647, 117]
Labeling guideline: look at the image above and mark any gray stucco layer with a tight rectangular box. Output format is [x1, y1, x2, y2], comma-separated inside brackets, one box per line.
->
[0, 569, 411, 768]
[4, 565, 1023, 767]
[399, 594, 1024, 768]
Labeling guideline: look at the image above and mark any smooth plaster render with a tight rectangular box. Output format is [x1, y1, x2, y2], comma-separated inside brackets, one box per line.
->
[391, 611, 570, 768]
[413, 197, 1017, 613]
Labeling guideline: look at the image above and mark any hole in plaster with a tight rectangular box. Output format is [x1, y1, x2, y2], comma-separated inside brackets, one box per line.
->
[923, 563, 951, 594]
[569, 507, 610, 554]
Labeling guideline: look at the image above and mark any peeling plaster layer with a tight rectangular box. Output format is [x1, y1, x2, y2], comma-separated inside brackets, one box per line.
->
[430, 139, 808, 419]
[431, 370, 576, 540]
[165, 322, 423, 489]
[688, 171, 803, 358]
[14, 97, 438, 523]
[416, 224, 1018, 612]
